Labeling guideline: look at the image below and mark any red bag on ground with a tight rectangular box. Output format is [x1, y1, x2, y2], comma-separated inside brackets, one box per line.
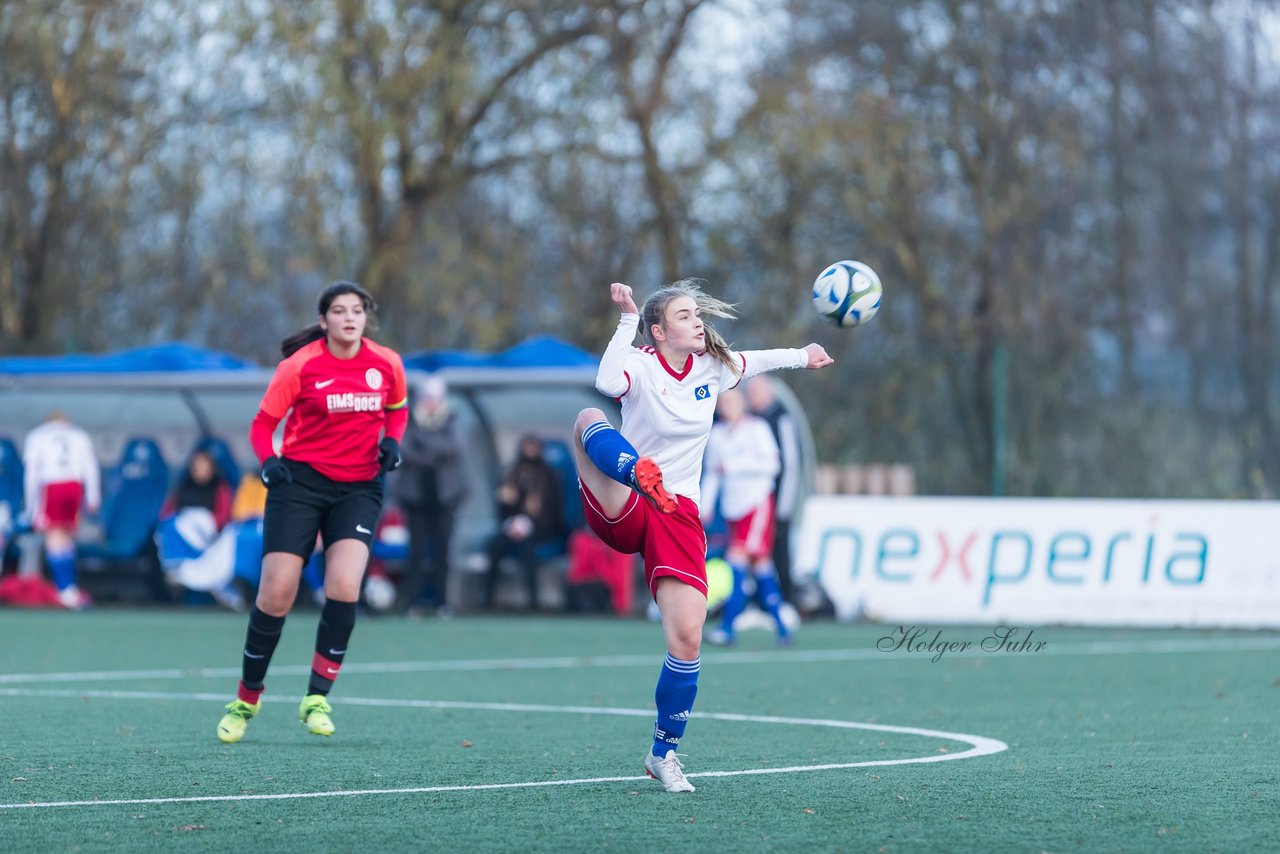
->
[566, 528, 634, 616]
[0, 574, 65, 608]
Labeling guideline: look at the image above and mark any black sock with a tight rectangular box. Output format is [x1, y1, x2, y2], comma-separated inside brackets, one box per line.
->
[241, 606, 286, 690]
[308, 599, 357, 696]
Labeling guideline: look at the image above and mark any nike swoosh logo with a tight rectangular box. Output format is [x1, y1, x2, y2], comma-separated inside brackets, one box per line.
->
[356, 524, 372, 534]
[315, 379, 336, 388]
[244, 651, 265, 659]
[328, 649, 346, 656]
[325, 667, 339, 675]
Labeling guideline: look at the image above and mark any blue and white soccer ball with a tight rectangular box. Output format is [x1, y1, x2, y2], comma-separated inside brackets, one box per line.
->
[811, 259, 883, 328]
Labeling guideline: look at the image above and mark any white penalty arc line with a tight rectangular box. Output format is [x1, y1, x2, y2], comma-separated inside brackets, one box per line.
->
[0, 689, 1008, 810]
[1, 635, 1278, 686]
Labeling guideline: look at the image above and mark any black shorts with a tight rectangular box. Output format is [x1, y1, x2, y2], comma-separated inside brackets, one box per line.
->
[262, 458, 383, 559]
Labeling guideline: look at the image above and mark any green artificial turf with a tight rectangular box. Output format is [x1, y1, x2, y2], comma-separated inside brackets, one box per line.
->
[1, 610, 1277, 852]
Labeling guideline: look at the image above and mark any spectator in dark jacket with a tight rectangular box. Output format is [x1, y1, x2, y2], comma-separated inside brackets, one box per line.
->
[390, 376, 469, 617]
[161, 449, 233, 530]
[484, 434, 566, 611]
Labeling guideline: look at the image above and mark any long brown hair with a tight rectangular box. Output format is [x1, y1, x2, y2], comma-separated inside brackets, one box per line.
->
[280, 281, 379, 358]
[640, 278, 740, 377]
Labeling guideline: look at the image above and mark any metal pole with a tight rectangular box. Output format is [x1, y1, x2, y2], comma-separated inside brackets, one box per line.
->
[992, 343, 1007, 496]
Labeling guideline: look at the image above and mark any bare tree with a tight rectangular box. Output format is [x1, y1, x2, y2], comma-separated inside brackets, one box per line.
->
[241, 0, 600, 343]
[0, 0, 159, 350]
[593, 0, 708, 281]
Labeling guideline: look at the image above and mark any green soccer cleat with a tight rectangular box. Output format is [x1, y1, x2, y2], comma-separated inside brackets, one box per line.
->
[299, 694, 335, 736]
[216, 699, 260, 743]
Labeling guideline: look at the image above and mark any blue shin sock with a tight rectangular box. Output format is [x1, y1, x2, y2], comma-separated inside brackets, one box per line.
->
[652, 652, 700, 757]
[719, 564, 750, 637]
[581, 420, 639, 487]
[46, 545, 78, 591]
[754, 567, 789, 638]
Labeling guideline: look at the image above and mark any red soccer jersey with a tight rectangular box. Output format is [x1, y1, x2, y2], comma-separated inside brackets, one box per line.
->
[253, 338, 408, 482]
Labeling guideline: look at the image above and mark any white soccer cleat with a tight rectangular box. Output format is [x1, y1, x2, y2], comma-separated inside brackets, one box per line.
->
[704, 628, 735, 647]
[644, 750, 695, 793]
[57, 585, 89, 611]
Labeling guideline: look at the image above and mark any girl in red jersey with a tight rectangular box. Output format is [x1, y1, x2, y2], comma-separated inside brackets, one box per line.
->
[216, 282, 408, 743]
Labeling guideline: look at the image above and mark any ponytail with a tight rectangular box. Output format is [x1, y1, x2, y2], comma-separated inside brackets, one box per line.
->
[640, 278, 740, 377]
[281, 324, 325, 359]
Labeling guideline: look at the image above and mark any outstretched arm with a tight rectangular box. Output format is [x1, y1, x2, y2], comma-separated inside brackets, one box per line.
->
[733, 342, 834, 384]
[596, 282, 640, 398]
[802, 343, 834, 369]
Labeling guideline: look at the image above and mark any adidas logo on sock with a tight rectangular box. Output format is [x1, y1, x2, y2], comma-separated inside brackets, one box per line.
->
[616, 452, 636, 472]
[668, 709, 691, 722]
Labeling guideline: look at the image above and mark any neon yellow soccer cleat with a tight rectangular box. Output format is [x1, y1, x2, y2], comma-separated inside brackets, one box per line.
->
[216, 699, 260, 743]
[299, 694, 335, 736]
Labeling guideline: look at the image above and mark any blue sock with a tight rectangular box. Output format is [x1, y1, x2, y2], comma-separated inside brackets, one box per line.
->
[719, 564, 750, 637]
[581, 420, 639, 487]
[652, 652, 699, 757]
[754, 566, 789, 638]
[46, 545, 77, 591]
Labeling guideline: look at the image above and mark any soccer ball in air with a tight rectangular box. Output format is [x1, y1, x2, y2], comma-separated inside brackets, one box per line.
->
[811, 260, 882, 328]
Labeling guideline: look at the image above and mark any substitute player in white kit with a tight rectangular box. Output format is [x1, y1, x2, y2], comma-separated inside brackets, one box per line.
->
[23, 412, 101, 610]
[700, 387, 793, 646]
[571, 279, 833, 793]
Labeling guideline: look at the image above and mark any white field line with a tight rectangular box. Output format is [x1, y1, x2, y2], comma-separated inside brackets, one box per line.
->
[0, 635, 1277, 686]
[0, 689, 1009, 810]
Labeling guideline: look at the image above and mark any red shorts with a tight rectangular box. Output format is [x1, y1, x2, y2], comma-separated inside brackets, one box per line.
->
[580, 480, 707, 600]
[726, 496, 776, 559]
[37, 481, 85, 530]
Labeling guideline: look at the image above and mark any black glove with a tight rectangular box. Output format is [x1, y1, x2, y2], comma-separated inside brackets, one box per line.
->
[261, 456, 293, 488]
[377, 436, 402, 473]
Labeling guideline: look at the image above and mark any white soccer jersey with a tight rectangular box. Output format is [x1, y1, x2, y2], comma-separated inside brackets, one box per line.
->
[596, 314, 807, 508]
[701, 415, 780, 521]
[23, 418, 101, 513]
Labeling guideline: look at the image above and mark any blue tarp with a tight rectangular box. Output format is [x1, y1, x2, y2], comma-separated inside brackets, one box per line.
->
[403, 335, 596, 372]
[0, 336, 595, 375]
[0, 343, 258, 374]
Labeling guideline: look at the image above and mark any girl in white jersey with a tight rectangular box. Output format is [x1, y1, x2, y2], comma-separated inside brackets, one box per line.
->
[22, 412, 101, 610]
[572, 279, 833, 793]
[700, 388, 792, 646]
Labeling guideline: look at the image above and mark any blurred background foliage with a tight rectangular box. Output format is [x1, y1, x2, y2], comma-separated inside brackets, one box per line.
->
[2, 0, 1278, 498]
